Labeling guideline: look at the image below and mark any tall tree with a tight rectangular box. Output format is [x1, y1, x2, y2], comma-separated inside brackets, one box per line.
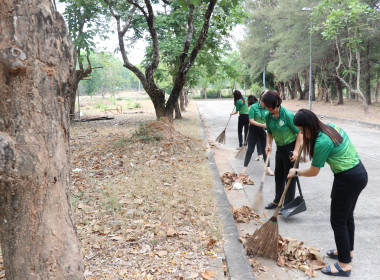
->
[0, 0, 83, 279]
[313, 0, 376, 111]
[104, 0, 240, 121]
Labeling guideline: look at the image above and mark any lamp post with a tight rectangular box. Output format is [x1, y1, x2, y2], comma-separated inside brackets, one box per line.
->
[263, 63, 266, 91]
[302, 7, 313, 110]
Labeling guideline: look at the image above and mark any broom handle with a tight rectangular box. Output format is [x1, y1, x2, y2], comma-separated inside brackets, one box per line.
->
[259, 151, 271, 190]
[243, 129, 249, 145]
[224, 106, 236, 129]
[273, 144, 303, 217]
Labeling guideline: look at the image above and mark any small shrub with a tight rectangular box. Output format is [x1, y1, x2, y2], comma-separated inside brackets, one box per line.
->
[95, 102, 108, 110]
[135, 123, 163, 143]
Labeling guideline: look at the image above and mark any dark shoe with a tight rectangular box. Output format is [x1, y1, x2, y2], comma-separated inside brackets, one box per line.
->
[321, 262, 351, 277]
[265, 202, 278, 209]
[327, 249, 353, 261]
[326, 249, 339, 259]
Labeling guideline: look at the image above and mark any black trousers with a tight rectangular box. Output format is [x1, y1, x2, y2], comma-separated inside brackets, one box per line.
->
[244, 124, 268, 167]
[238, 114, 249, 147]
[331, 161, 367, 263]
[274, 141, 297, 206]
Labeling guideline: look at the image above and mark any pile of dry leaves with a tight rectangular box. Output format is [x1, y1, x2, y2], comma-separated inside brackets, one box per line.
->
[220, 172, 255, 190]
[70, 106, 225, 279]
[243, 233, 326, 277]
[277, 235, 326, 277]
[232, 206, 260, 224]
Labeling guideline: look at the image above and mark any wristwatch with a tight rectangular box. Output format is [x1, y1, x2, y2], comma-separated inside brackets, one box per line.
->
[296, 169, 299, 176]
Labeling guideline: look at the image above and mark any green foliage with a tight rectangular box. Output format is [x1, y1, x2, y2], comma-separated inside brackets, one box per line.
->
[313, 0, 376, 51]
[81, 52, 137, 95]
[95, 102, 108, 110]
[134, 124, 163, 143]
[250, 83, 263, 97]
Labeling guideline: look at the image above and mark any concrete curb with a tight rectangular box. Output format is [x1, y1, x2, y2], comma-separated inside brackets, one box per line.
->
[196, 108, 255, 280]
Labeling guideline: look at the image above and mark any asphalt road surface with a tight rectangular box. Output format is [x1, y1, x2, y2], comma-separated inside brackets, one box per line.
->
[197, 99, 380, 280]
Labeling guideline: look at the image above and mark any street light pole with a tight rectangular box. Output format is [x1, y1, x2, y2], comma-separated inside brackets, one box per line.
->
[309, 20, 312, 110]
[303, 7, 313, 110]
[263, 63, 266, 91]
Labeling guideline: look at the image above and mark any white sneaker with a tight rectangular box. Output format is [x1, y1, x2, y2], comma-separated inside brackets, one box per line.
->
[255, 155, 263, 161]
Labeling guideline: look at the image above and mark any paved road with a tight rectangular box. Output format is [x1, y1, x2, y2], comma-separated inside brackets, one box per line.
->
[197, 99, 380, 280]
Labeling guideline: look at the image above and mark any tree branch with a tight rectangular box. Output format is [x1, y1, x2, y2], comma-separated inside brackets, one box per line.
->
[104, 0, 146, 84]
[179, 4, 195, 67]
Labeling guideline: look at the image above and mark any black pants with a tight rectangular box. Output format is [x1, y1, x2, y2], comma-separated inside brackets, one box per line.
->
[238, 114, 249, 147]
[331, 161, 367, 263]
[274, 141, 297, 206]
[244, 124, 268, 167]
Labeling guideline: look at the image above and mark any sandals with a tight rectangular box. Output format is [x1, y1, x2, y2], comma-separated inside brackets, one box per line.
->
[321, 262, 351, 277]
[326, 249, 339, 259]
[326, 249, 353, 261]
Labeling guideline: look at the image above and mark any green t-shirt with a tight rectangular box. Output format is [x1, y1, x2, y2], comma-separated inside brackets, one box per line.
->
[266, 106, 300, 147]
[236, 99, 249, 115]
[312, 124, 360, 174]
[249, 102, 269, 124]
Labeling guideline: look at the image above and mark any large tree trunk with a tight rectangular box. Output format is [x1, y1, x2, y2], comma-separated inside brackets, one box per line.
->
[0, 1, 84, 279]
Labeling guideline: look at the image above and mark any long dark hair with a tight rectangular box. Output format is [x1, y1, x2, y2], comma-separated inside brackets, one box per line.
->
[247, 95, 258, 106]
[293, 109, 343, 159]
[261, 90, 282, 109]
[233, 90, 245, 106]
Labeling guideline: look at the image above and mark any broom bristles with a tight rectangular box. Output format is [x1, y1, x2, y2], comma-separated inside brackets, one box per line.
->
[235, 145, 247, 160]
[246, 217, 279, 260]
[215, 130, 226, 144]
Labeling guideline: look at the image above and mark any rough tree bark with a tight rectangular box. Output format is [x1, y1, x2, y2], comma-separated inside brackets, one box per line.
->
[0, 1, 84, 279]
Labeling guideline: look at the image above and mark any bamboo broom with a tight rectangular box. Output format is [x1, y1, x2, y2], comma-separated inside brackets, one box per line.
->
[215, 106, 235, 144]
[246, 145, 303, 260]
[252, 151, 271, 213]
[235, 130, 249, 160]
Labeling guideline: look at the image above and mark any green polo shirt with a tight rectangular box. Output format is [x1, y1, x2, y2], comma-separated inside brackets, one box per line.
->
[249, 102, 269, 124]
[312, 124, 360, 174]
[266, 106, 299, 147]
[236, 99, 249, 115]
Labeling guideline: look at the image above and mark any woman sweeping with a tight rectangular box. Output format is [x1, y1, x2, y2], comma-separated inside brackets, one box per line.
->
[261, 90, 302, 209]
[241, 93, 274, 176]
[287, 109, 367, 277]
[230, 90, 249, 148]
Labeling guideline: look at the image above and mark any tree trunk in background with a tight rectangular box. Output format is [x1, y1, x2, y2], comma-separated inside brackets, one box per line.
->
[376, 71, 379, 103]
[312, 75, 316, 101]
[174, 101, 182, 119]
[295, 73, 303, 99]
[364, 41, 371, 105]
[0, 1, 84, 279]
[278, 82, 285, 99]
[179, 89, 186, 112]
[333, 75, 344, 105]
[290, 80, 296, 99]
[184, 88, 189, 107]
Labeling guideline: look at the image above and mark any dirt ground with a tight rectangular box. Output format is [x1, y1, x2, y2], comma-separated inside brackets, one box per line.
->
[282, 98, 380, 124]
[69, 100, 226, 279]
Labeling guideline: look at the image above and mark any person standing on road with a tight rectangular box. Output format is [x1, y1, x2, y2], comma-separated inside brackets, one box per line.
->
[241, 92, 274, 176]
[262, 90, 302, 209]
[287, 109, 367, 277]
[230, 90, 249, 149]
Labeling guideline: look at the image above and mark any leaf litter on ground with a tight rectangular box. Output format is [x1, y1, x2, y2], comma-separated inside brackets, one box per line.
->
[70, 101, 225, 279]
